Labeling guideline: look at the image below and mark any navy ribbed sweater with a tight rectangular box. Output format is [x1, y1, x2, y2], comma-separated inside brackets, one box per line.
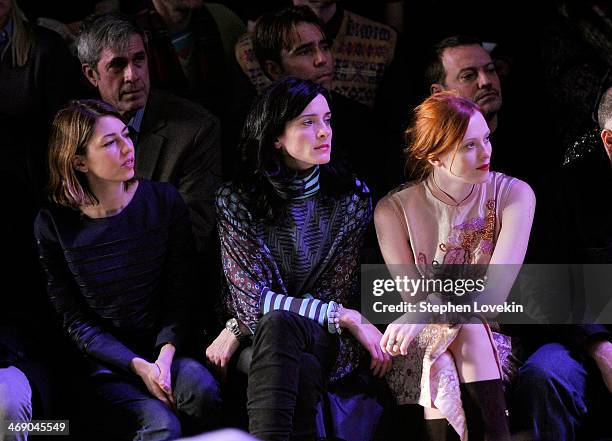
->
[34, 180, 195, 374]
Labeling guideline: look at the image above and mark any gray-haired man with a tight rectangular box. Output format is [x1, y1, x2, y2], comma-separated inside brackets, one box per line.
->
[77, 13, 222, 254]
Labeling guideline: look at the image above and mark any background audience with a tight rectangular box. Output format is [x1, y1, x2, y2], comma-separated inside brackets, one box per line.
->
[0, 0, 609, 439]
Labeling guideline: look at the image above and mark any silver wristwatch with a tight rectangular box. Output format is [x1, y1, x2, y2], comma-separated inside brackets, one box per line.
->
[226, 318, 246, 342]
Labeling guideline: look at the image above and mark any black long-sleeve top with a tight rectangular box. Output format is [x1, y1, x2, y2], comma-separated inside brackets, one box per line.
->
[34, 180, 196, 375]
[515, 136, 612, 356]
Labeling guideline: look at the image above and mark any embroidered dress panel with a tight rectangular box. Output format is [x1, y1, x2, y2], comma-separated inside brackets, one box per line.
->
[382, 172, 518, 440]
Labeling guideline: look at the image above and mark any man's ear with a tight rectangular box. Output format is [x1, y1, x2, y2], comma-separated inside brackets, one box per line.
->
[72, 155, 88, 173]
[82, 64, 99, 88]
[601, 128, 612, 161]
[430, 83, 444, 95]
[264, 60, 283, 81]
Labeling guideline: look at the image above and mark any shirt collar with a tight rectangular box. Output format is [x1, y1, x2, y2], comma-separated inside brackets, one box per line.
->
[127, 105, 145, 136]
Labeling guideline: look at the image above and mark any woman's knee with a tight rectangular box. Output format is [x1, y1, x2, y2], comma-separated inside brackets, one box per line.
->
[254, 310, 310, 349]
[257, 309, 299, 334]
[448, 323, 501, 382]
[451, 322, 493, 353]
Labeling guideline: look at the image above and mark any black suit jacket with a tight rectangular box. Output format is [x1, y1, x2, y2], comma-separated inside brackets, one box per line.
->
[515, 142, 612, 357]
[137, 90, 222, 253]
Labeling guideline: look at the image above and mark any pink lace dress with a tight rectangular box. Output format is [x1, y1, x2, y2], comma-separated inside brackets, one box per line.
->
[381, 172, 517, 440]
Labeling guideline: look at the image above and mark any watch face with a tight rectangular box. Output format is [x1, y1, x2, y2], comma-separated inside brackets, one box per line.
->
[226, 319, 241, 339]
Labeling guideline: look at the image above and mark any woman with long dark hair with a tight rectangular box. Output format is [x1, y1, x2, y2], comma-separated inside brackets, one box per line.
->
[210, 77, 390, 440]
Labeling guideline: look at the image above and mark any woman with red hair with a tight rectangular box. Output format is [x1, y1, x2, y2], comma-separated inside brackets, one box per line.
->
[373, 91, 535, 440]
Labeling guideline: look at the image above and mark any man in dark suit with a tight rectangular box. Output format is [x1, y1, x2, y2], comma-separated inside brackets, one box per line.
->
[423, 35, 554, 184]
[76, 13, 222, 254]
[509, 85, 612, 441]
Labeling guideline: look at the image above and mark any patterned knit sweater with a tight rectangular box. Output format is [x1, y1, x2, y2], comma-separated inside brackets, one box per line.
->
[234, 9, 397, 108]
[216, 169, 372, 381]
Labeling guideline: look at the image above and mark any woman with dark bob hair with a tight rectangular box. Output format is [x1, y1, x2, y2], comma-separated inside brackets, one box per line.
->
[34, 100, 221, 440]
[208, 77, 390, 440]
[374, 91, 536, 440]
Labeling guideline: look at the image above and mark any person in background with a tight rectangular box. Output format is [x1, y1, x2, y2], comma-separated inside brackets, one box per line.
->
[422, 35, 550, 183]
[124, 0, 244, 121]
[1, 3, 80, 437]
[509, 83, 612, 441]
[76, 13, 222, 255]
[235, 0, 398, 109]
[229, 5, 383, 197]
[0, 0, 81, 197]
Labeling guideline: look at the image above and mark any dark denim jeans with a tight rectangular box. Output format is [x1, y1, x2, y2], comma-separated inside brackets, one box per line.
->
[93, 356, 221, 441]
[510, 342, 612, 441]
[247, 310, 340, 441]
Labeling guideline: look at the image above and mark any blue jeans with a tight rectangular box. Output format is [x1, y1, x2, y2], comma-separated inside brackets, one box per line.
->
[0, 366, 32, 441]
[93, 356, 221, 441]
[510, 342, 611, 441]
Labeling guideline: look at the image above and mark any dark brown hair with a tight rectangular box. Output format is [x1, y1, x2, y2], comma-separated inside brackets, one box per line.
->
[424, 35, 483, 88]
[253, 5, 325, 72]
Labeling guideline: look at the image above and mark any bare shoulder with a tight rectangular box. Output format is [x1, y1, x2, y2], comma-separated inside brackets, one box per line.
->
[507, 178, 536, 206]
[374, 193, 410, 244]
[374, 194, 400, 226]
[374, 190, 414, 264]
[375, 182, 420, 224]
